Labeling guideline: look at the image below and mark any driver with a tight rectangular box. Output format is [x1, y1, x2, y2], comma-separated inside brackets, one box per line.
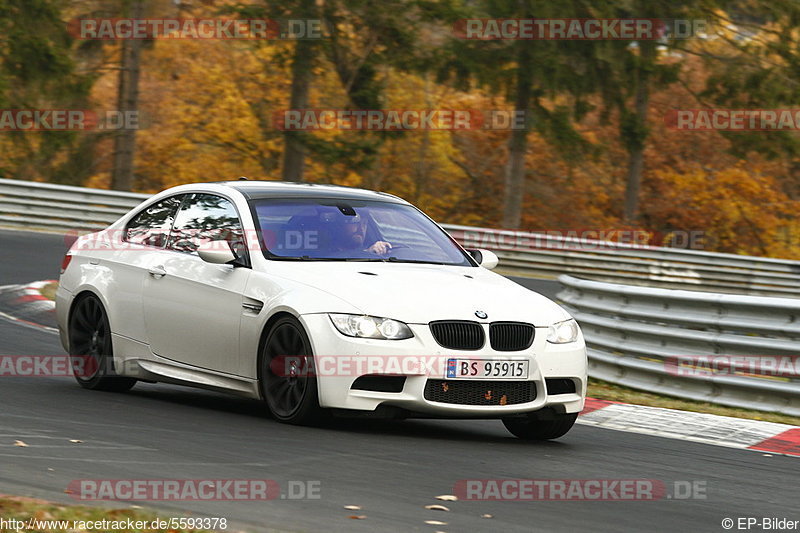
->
[331, 214, 392, 255]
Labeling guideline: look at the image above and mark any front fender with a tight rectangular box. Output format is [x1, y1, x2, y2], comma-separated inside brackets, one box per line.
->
[238, 271, 363, 378]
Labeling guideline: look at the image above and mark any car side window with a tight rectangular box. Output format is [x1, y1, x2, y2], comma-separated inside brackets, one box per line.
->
[168, 193, 245, 255]
[124, 195, 183, 248]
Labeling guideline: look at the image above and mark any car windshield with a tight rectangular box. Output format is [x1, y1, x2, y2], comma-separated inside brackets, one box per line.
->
[249, 198, 473, 265]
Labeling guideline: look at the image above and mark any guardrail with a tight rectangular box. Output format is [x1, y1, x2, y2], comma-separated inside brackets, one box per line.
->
[0, 178, 147, 231]
[445, 225, 800, 297]
[558, 275, 800, 417]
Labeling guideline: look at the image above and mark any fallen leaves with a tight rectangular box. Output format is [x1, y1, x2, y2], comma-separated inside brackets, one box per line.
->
[13, 440, 28, 447]
[425, 520, 448, 525]
[69, 440, 83, 444]
[345, 504, 365, 519]
[481, 513, 493, 518]
[435, 494, 458, 501]
[424, 504, 450, 512]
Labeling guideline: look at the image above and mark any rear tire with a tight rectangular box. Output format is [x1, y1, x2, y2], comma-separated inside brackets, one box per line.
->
[503, 412, 578, 440]
[259, 316, 325, 425]
[68, 294, 136, 392]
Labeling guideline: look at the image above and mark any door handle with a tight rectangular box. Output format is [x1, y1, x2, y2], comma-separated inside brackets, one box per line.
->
[148, 265, 167, 278]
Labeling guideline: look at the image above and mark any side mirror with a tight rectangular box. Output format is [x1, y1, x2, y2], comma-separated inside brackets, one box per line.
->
[467, 248, 499, 270]
[197, 240, 236, 265]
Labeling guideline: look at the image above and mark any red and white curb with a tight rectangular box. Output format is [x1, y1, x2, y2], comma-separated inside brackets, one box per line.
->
[14, 280, 57, 307]
[0, 280, 57, 333]
[579, 398, 800, 458]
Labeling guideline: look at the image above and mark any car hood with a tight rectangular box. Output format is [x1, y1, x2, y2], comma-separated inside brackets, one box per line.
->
[268, 261, 570, 326]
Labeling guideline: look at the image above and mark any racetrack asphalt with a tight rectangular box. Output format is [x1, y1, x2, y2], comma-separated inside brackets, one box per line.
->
[0, 228, 797, 533]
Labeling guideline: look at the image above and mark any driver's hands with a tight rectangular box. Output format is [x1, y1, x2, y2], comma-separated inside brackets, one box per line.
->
[366, 241, 392, 255]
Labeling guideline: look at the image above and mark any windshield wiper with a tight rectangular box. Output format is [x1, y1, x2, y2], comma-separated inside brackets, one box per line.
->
[270, 256, 389, 262]
[270, 256, 451, 265]
[269, 255, 334, 261]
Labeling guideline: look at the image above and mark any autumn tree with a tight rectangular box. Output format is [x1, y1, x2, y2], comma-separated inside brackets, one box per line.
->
[697, 0, 800, 199]
[437, 0, 601, 229]
[0, 0, 94, 184]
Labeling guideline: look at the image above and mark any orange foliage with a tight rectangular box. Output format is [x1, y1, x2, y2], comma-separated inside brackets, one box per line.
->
[18, 4, 800, 259]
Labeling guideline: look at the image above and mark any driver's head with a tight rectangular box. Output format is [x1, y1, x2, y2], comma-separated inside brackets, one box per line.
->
[332, 214, 367, 249]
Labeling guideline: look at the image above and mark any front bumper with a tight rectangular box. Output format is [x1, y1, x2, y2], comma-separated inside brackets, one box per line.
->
[299, 314, 587, 418]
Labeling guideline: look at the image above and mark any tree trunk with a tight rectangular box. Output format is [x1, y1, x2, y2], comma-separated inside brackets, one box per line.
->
[281, 0, 316, 182]
[623, 42, 654, 223]
[501, 42, 532, 229]
[110, 0, 143, 191]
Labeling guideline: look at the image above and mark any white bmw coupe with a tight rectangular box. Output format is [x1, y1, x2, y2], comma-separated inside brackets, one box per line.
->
[56, 180, 587, 440]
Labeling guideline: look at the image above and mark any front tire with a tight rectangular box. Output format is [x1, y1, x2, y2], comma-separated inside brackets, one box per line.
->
[503, 412, 578, 440]
[68, 294, 136, 392]
[259, 316, 325, 425]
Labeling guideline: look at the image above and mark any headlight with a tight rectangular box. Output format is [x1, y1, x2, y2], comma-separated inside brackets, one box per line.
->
[329, 314, 414, 340]
[547, 318, 580, 344]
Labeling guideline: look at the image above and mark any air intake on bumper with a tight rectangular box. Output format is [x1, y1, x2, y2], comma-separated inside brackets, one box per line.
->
[424, 379, 536, 405]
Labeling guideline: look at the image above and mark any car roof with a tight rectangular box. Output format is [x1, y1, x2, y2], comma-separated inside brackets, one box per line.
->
[214, 179, 407, 204]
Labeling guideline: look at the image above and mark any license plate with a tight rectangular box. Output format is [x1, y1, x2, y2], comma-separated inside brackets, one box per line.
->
[445, 359, 529, 380]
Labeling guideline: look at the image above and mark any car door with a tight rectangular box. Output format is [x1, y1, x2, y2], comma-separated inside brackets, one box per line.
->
[141, 193, 251, 375]
[110, 194, 184, 342]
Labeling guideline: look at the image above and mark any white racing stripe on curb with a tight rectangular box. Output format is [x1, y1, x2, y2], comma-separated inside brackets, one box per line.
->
[578, 402, 796, 452]
[0, 281, 57, 331]
[0, 309, 58, 334]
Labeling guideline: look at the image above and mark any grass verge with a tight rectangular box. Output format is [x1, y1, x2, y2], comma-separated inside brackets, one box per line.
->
[589, 378, 800, 426]
[39, 282, 58, 301]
